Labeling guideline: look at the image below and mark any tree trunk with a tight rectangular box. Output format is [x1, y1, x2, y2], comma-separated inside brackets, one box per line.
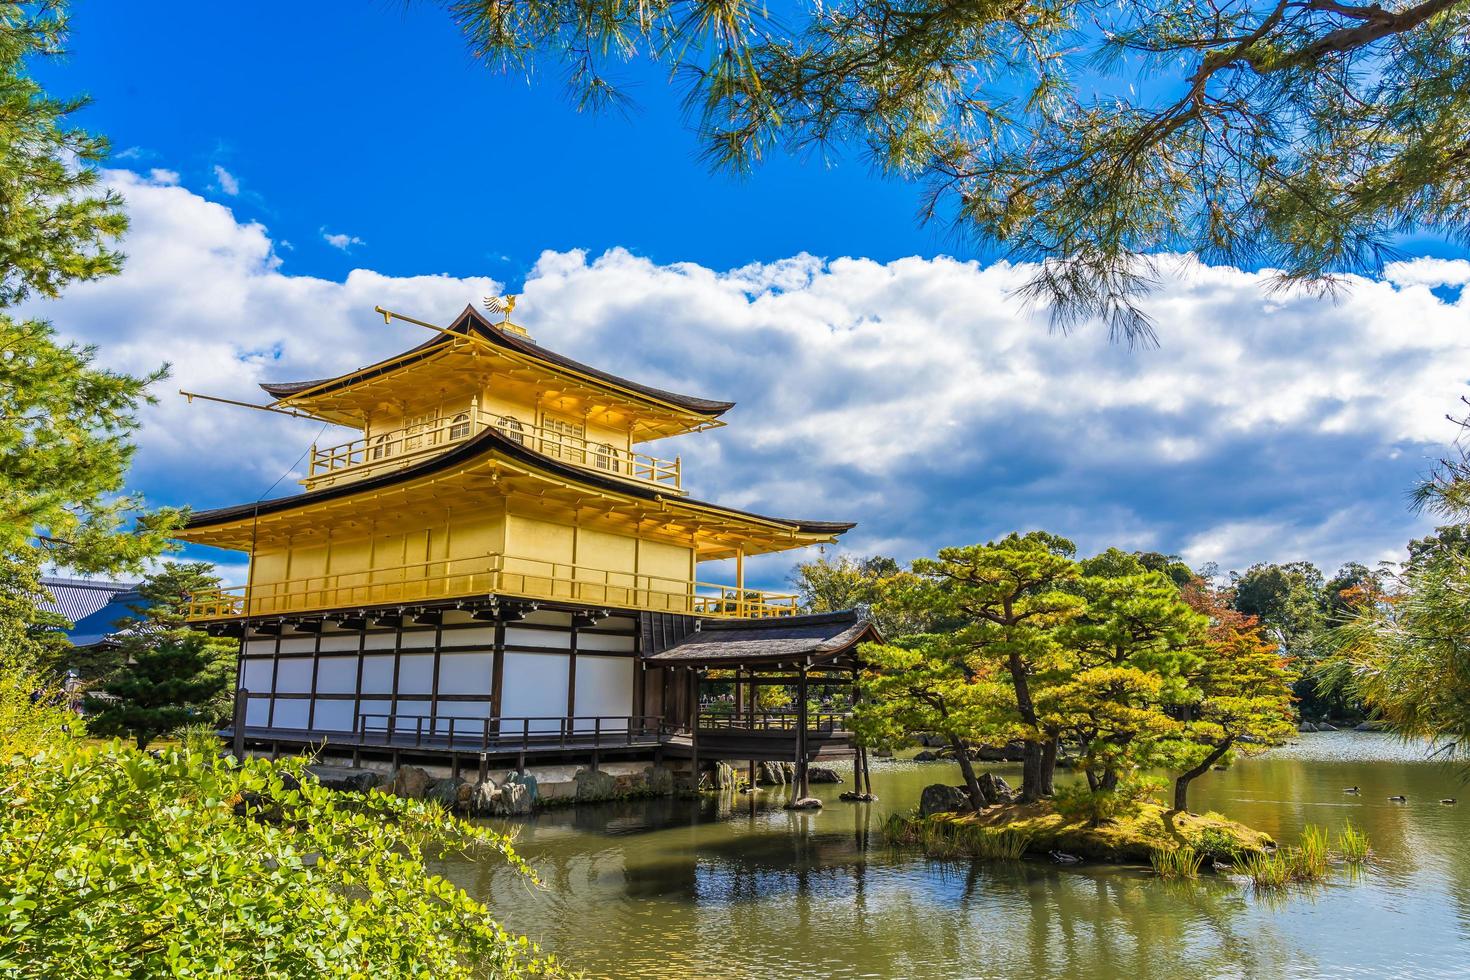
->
[1039, 735, 1058, 796]
[1173, 739, 1234, 812]
[1006, 651, 1044, 801]
[948, 733, 986, 810]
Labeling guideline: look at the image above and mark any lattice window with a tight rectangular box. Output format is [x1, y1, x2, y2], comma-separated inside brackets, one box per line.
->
[496, 415, 526, 445]
[542, 415, 585, 462]
[449, 412, 471, 440]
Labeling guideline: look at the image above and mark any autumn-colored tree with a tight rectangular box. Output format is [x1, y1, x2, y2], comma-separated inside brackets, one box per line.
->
[1168, 579, 1297, 810]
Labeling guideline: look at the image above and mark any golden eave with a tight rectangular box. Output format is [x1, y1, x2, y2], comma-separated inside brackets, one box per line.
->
[270, 332, 725, 442]
[175, 446, 840, 561]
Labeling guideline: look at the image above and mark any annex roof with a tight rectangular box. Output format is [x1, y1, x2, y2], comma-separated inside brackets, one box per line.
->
[644, 610, 881, 667]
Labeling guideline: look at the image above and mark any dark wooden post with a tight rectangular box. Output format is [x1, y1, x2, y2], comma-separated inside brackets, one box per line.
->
[796, 661, 810, 798]
[747, 665, 757, 790]
[689, 668, 700, 787]
[232, 687, 248, 759]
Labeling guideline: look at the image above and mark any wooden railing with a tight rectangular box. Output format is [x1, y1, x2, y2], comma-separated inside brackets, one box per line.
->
[354, 712, 667, 752]
[695, 711, 849, 733]
[303, 408, 681, 492]
[185, 551, 799, 621]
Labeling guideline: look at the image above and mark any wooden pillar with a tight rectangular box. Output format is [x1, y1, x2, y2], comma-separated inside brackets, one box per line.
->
[799, 664, 811, 799]
[747, 666, 757, 790]
[231, 687, 248, 759]
[735, 546, 745, 617]
[689, 668, 700, 786]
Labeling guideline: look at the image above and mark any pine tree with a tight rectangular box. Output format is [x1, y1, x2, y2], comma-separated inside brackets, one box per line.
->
[85, 631, 229, 750]
[910, 532, 1084, 801]
[0, 2, 178, 672]
[446, 0, 1470, 341]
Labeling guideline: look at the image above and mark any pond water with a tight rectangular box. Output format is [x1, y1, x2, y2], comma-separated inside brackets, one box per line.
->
[437, 735, 1470, 979]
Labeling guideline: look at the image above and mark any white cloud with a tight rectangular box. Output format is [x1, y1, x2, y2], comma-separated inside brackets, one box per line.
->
[211, 164, 240, 196]
[22, 168, 1470, 584]
[147, 168, 179, 186]
[321, 229, 365, 251]
[1385, 257, 1470, 289]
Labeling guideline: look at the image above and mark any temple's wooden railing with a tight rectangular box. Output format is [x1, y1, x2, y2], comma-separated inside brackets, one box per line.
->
[185, 552, 799, 621]
[303, 409, 681, 492]
[354, 712, 667, 751]
[695, 711, 849, 733]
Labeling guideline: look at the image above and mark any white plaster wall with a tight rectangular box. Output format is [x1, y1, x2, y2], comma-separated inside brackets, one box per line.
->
[241, 658, 273, 692]
[397, 653, 434, 695]
[274, 657, 313, 694]
[316, 658, 356, 695]
[361, 655, 394, 695]
[577, 632, 635, 653]
[272, 699, 308, 729]
[500, 651, 569, 733]
[438, 652, 493, 695]
[312, 699, 355, 732]
[574, 656, 635, 731]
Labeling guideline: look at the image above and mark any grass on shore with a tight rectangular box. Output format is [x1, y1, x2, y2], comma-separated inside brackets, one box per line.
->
[1149, 844, 1205, 879]
[881, 813, 1032, 861]
[1238, 823, 1371, 889]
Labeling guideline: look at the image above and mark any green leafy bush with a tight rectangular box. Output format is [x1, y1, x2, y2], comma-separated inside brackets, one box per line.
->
[1052, 777, 1161, 825]
[0, 734, 565, 976]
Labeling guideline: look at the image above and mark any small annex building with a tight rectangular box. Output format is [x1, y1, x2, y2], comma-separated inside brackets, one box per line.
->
[179, 304, 878, 793]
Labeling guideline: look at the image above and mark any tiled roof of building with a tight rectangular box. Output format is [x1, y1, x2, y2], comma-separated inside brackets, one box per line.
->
[644, 610, 880, 666]
[38, 577, 135, 625]
[260, 305, 735, 416]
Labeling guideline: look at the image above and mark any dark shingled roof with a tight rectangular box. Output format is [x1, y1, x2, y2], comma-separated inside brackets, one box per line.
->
[261, 306, 735, 417]
[38, 577, 135, 625]
[644, 610, 880, 666]
[183, 422, 856, 537]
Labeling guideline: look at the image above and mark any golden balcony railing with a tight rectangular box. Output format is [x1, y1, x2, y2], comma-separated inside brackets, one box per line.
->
[303, 409, 681, 492]
[185, 552, 797, 622]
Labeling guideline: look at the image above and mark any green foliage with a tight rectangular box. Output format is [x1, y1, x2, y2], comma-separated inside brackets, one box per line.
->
[0, 2, 126, 306]
[1052, 776, 1161, 826]
[1189, 826, 1246, 862]
[1338, 821, 1371, 864]
[0, 669, 73, 759]
[1149, 844, 1204, 879]
[879, 814, 1031, 861]
[1331, 547, 1470, 760]
[1047, 570, 1207, 793]
[0, 736, 565, 976]
[84, 632, 230, 750]
[1238, 825, 1334, 889]
[446, 0, 1470, 341]
[0, 2, 177, 674]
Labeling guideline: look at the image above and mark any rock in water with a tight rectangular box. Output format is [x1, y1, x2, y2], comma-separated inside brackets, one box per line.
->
[574, 767, 618, 802]
[1316, 722, 1338, 732]
[913, 751, 940, 762]
[390, 766, 432, 800]
[758, 761, 785, 786]
[425, 778, 463, 810]
[808, 766, 842, 784]
[1297, 721, 1317, 733]
[470, 778, 500, 817]
[785, 796, 823, 810]
[839, 791, 877, 803]
[977, 772, 1015, 805]
[305, 765, 380, 793]
[495, 781, 533, 816]
[919, 783, 971, 817]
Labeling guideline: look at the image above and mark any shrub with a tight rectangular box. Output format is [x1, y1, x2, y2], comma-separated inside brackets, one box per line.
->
[1189, 826, 1246, 861]
[0, 736, 565, 976]
[1294, 824, 1330, 879]
[1053, 777, 1161, 825]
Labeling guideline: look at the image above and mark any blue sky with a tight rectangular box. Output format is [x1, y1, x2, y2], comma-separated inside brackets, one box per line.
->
[26, 3, 1470, 589]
